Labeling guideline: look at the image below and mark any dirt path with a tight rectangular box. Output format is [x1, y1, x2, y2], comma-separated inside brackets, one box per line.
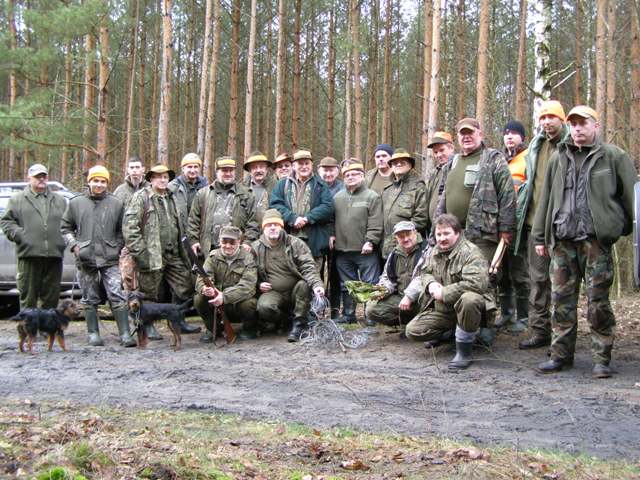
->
[1, 300, 639, 461]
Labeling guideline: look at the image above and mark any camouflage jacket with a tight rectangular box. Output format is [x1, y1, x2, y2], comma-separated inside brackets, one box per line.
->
[195, 247, 257, 305]
[435, 146, 516, 244]
[61, 192, 124, 268]
[123, 186, 189, 272]
[242, 172, 278, 225]
[251, 231, 323, 291]
[381, 169, 429, 258]
[113, 176, 149, 210]
[420, 235, 491, 311]
[187, 181, 259, 254]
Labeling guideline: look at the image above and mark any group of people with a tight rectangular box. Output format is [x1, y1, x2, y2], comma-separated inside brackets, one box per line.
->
[1, 100, 636, 379]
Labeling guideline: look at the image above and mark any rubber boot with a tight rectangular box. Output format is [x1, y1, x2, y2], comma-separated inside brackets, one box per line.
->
[287, 317, 306, 342]
[494, 294, 514, 328]
[239, 315, 258, 341]
[337, 292, 356, 324]
[448, 342, 473, 370]
[476, 327, 496, 347]
[145, 323, 163, 340]
[113, 306, 136, 347]
[84, 307, 104, 346]
[508, 296, 528, 333]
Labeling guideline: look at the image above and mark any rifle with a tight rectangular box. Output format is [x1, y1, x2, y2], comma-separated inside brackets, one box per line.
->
[181, 236, 236, 345]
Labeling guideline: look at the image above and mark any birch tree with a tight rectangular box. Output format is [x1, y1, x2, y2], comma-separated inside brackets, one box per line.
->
[531, 0, 552, 123]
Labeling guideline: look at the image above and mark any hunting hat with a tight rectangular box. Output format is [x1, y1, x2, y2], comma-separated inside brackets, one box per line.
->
[215, 156, 236, 169]
[145, 164, 175, 181]
[373, 144, 394, 156]
[427, 131, 453, 148]
[293, 149, 313, 162]
[538, 100, 566, 121]
[318, 156, 339, 168]
[273, 152, 292, 165]
[87, 165, 110, 183]
[27, 163, 48, 177]
[392, 220, 416, 235]
[262, 208, 284, 229]
[502, 120, 526, 139]
[567, 105, 599, 122]
[181, 152, 202, 167]
[219, 225, 242, 241]
[243, 151, 271, 171]
[388, 148, 415, 168]
[456, 117, 481, 133]
[341, 161, 365, 175]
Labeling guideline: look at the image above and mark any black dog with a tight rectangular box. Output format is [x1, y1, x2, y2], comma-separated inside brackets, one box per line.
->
[126, 291, 192, 350]
[12, 299, 80, 353]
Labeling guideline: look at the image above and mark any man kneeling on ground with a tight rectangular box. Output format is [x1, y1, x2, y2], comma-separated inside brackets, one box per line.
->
[405, 214, 491, 370]
[252, 209, 325, 342]
[195, 226, 258, 342]
[365, 221, 423, 328]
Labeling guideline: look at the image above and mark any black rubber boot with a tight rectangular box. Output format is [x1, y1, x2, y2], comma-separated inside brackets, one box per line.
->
[145, 323, 163, 341]
[84, 307, 104, 346]
[239, 316, 258, 340]
[448, 342, 473, 370]
[507, 296, 529, 333]
[179, 319, 201, 334]
[287, 317, 306, 342]
[113, 306, 136, 347]
[495, 294, 514, 328]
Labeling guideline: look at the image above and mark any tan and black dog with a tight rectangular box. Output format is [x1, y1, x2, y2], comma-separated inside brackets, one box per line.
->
[12, 299, 79, 353]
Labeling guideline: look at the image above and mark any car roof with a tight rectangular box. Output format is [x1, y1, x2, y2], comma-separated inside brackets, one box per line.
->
[0, 181, 69, 194]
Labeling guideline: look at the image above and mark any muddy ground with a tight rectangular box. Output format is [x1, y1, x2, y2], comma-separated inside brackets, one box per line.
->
[1, 296, 639, 462]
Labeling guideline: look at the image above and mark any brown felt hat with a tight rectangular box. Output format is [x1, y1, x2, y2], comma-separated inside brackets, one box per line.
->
[319, 156, 339, 167]
[456, 118, 481, 133]
[145, 164, 175, 181]
[243, 151, 271, 171]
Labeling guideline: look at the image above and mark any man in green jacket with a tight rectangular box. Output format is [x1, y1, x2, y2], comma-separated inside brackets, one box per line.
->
[252, 209, 325, 342]
[168, 152, 209, 224]
[242, 151, 278, 225]
[61, 165, 135, 347]
[113, 156, 149, 209]
[1, 163, 67, 309]
[188, 156, 259, 256]
[532, 105, 637, 378]
[366, 221, 423, 327]
[331, 161, 383, 323]
[381, 149, 429, 259]
[365, 144, 395, 195]
[405, 214, 491, 370]
[123, 164, 200, 335]
[425, 132, 454, 229]
[515, 101, 571, 350]
[195, 226, 258, 342]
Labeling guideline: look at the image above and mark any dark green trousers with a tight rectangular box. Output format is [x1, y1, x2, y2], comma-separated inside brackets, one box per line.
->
[17, 257, 63, 309]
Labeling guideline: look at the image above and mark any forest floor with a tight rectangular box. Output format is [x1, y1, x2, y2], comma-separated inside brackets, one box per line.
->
[1, 294, 639, 475]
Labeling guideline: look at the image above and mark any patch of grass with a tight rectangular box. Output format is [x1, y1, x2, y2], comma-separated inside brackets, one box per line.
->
[34, 466, 87, 480]
[66, 441, 113, 475]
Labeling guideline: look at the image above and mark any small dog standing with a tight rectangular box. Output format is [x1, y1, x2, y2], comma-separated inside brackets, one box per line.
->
[126, 290, 192, 350]
[12, 299, 79, 353]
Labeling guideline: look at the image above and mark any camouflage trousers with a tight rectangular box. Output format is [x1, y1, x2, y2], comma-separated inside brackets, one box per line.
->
[366, 293, 419, 327]
[405, 292, 484, 342]
[549, 239, 615, 364]
[136, 252, 194, 302]
[194, 293, 257, 332]
[17, 257, 62, 309]
[526, 227, 552, 338]
[77, 264, 126, 308]
[257, 280, 310, 325]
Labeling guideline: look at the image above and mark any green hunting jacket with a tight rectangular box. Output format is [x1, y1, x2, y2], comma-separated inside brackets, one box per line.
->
[333, 183, 383, 252]
[251, 231, 323, 291]
[123, 186, 189, 272]
[378, 241, 423, 297]
[113, 176, 149, 210]
[420, 235, 491, 311]
[434, 146, 516, 244]
[61, 191, 124, 268]
[195, 247, 257, 305]
[513, 125, 570, 254]
[531, 139, 637, 249]
[381, 169, 429, 258]
[242, 173, 278, 225]
[168, 174, 208, 221]
[0, 187, 66, 259]
[188, 181, 259, 254]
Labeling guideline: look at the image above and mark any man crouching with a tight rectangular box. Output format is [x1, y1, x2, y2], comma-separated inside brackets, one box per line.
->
[252, 209, 325, 342]
[405, 214, 491, 370]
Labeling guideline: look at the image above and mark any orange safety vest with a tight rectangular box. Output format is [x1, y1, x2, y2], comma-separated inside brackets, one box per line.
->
[508, 148, 527, 192]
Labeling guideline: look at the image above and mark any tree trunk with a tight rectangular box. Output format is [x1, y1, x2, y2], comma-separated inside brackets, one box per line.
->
[196, 0, 213, 157]
[531, 0, 552, 123]
[243, 0, 258, 160]
[454, 0, 466, 121]
[61, 41, 73, 183]
[227, 0, 241, 158]
[157, 0, 173, 165]
[344, 59, 352, 160]
[124, 0, 140, 166]
[366, 0, 380, 164]
[475, 0, 490, 125]
[326, 6, 336, 157]
[420, 0, 433, 158]
[96, 22, 110, 166]
[424, 0, 441, 176]
[137, 0, 148, 162]
[381, 0, 392, 141]
[514, 0, 528, 121]
[595, 0, 607, 116]
[604, 0, 616, 141]
[291, 0, 302, 150]
[274, 0, 286, 155]
[351, 0, 362, 160]
[204, 0, 222, 177]
[630, 0, 640, 170]
[8, 0, 18, 180]
[83, 31, 97, 171]
[574, 0, 583, 104]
